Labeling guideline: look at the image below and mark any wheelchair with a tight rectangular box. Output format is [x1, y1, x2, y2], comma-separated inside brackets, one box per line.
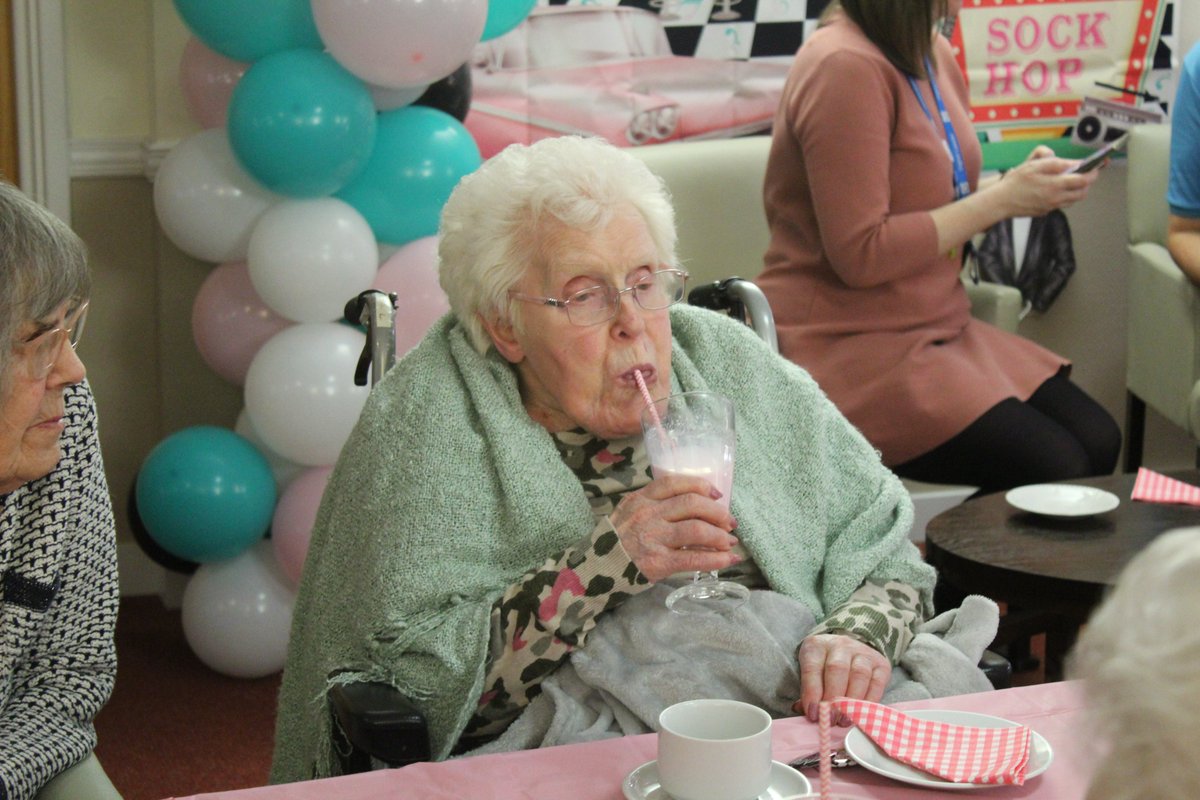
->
[331, 279, 1011, 771]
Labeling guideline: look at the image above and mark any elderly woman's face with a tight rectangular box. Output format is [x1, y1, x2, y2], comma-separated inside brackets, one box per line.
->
[0, 301, 87, 493]
[486, 207, 674, 440]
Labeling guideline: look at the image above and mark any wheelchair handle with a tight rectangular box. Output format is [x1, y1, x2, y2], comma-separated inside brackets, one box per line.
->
[345, 290, 399, 387]
[687, 278, 778, 354]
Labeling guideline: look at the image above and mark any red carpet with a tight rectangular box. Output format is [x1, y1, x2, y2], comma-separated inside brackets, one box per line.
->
[94, 596, 280, 800]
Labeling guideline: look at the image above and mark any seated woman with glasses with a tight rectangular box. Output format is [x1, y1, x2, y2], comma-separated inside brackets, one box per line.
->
[0, 181, 121, 799]
[272, 136, 994, 781]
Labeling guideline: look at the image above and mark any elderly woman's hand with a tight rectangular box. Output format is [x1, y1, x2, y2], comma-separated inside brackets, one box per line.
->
[794, 633, 890, 724]
[609, 474, 740, 582]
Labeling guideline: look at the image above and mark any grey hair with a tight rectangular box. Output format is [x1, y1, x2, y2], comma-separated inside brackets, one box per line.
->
[1067, 526, 1200, 800]
[437, 135, 678, 354]
[0, 180, 90, 385]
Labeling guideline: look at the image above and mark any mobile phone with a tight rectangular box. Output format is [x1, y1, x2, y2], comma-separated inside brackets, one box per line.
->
[1065, 131, 1131, 174]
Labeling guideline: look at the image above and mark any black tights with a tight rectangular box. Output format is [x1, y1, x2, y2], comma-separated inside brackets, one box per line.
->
[892, 371, 1121, 498]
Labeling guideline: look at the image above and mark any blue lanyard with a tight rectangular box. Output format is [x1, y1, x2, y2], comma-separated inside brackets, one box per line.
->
[907, 57, 970, 200]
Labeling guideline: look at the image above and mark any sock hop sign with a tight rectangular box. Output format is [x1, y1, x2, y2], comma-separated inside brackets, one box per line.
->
[950, 0, 1171, 130]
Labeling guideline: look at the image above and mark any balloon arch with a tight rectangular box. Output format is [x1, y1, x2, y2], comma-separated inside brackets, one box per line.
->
[137, 0, 535, 678]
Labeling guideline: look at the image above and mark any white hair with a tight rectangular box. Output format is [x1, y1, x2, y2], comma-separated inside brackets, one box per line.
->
[1067, 526, 1200, 800]
[437, 136, 678, 354]
[0, 180, 89, 390]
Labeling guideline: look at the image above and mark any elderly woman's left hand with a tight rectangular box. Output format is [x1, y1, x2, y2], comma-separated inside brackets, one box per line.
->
[794, 633, 890, 724]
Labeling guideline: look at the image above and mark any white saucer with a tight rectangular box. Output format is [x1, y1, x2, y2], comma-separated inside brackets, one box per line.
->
[1005, 483, 1119, 517]
[843, 709, 1053, 791]
[622, 759, 811, 800]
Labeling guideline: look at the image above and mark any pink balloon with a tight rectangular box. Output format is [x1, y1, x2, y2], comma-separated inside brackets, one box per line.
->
[271, 466, 333, 587]
[179, 36, 249, 129]
[372, 236, 452, 356]
[192, 261, 293, 386]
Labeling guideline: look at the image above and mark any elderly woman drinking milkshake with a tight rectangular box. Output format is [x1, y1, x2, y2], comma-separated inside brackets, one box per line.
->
[272, 136, 990, 782]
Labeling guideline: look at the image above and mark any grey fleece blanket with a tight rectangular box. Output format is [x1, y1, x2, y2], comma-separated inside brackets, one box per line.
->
[467, 588, 999, 754]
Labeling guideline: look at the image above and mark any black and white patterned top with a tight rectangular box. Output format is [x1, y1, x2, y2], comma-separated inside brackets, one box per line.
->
[0, 382, 118, 800]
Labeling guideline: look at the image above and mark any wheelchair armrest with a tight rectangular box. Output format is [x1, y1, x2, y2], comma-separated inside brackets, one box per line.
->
[979, 648, 1013, 690]
[328, 680, 431, 770]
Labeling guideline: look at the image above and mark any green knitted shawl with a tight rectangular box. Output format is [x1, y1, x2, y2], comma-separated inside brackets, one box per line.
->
[269, 304, 935, 782]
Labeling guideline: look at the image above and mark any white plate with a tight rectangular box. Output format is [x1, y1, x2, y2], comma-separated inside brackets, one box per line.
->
[1005, 483, 1119, 517]
[622, 759, 811, 800]
[842, 709, 1053, 791]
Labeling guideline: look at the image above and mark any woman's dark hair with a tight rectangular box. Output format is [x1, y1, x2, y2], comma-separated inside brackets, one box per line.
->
[823, 0, 950, 78]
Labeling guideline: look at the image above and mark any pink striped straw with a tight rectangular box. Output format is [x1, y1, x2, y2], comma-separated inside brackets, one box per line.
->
[634, 369, 664, 431]
[818, 701, 832, 800]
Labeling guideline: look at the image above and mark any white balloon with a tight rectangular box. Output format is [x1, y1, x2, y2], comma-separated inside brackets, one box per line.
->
[181, 541, 296, 679]
[368, 80, 428, 112]
[247, 198, 379, 323]
[235, 408, 307, 492]
[153, 129, 281, 263]
[244, 323, 369, 466]
[312, 0, 486, 89]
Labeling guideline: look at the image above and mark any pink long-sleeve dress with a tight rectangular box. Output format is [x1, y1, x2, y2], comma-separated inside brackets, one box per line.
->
[755, 14, 1066, 467]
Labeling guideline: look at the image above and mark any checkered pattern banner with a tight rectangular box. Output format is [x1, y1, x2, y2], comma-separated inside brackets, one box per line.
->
[546, 0, 831, 61]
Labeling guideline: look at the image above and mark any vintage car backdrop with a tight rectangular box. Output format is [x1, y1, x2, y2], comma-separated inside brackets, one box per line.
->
[464, 6, 793, 157]
[475, 0, 1179, 162]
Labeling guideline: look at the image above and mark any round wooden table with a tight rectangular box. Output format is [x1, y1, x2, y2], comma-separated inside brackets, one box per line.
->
[925, 469, 1200, 679]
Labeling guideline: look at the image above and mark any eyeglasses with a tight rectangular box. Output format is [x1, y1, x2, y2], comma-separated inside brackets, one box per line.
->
[509, 269, 688, 327]
[14, 300, 89, 380]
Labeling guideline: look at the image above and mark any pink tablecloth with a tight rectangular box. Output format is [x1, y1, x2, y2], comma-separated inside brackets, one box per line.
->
[166, 681, 1094, 800]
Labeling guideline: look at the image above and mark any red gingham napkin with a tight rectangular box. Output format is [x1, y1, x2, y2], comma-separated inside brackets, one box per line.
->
[1131, 467, 1200, 506]
[831, 698, 1032, 785]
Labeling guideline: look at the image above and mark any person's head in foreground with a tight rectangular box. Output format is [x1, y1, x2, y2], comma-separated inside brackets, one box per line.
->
[0, 179, 90, 492]
[0, 179, 121, 799]
[1069, 526, 1200, 800]
[271, 135, 954, 781]
[439, 133, 682, 438]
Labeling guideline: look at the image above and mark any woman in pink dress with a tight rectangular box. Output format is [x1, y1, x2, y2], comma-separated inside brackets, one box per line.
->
[756, 0, 1120, 496]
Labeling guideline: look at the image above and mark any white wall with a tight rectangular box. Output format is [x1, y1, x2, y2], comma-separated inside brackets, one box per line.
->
[1183, 8, 1199, 56]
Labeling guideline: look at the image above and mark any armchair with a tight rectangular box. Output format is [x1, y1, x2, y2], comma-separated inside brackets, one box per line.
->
[1123, 122, 1200, 470]
[34, 752, 123, 800]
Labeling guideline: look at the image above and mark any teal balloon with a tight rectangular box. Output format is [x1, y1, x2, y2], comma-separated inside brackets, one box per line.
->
[228, 49, 377, 197]
[136, 426, 277, 563]
[482, 0, 537, 41]
[336, 106, 482, 245]
[173, 0, 322, 62]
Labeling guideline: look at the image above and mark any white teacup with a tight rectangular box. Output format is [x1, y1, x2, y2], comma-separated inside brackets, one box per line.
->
[657, 698, 773, 800]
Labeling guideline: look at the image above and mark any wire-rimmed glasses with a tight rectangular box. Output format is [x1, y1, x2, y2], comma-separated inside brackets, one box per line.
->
[15, 300, 89, 380]
[509, 268, 688, 327]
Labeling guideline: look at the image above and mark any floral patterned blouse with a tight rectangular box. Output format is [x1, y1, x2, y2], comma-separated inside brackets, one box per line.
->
[459, 430, 924, 745]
